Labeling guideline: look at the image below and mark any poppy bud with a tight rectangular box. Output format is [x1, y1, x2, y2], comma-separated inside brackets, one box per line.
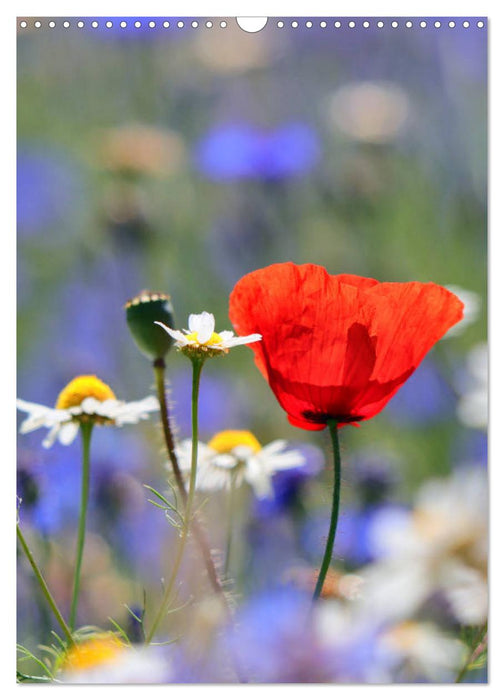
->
[125, 291, 175, 362]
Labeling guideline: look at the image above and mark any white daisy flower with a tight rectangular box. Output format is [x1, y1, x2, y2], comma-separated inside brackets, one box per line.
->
[379, 621, 465, 681]
[444, 286, 481, 338]
[17, 374, 159, 448]
[456, 342, 488, 429]
[359, 467, 488, 626]
[155, 311, 261, 357]
[175, 429, 306, 499]
[57, 634, 171, 684]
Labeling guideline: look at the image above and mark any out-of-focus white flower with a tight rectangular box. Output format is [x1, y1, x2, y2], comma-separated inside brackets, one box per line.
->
[17, 375, 158, 448]
[456, 343, 488, 429]
[98, 123, 185, 177]
[327, 81, 409, 143]
[176, 429, 305, 498]
[360, 468, 488, 626]
[57, 634, 170, 683]
[444, 286, 481, 338]
[193, 23, 276, 73]
[379, 621, 465, 681]
[156, 311, 261, 357]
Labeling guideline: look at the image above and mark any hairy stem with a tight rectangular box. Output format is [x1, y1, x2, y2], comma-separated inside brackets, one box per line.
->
[152, 360, 224, 595]
[146, 359, 203, 643]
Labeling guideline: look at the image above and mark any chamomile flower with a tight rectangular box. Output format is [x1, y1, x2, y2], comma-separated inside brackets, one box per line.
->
[17, 375, 159, 448]
[155, 311, 261, 358]
[176, 429, 306, 498]
[360, 467, 488, 626]
[57, 633, 170, 683]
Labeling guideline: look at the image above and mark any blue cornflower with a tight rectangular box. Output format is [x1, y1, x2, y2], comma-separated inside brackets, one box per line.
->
[195, 122, 320, 180]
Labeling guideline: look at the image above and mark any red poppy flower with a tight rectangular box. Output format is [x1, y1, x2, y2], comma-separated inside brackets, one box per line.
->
[229, 263, 464, 431]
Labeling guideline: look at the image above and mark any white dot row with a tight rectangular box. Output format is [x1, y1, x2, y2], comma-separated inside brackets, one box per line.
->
[18, 18, 486, 30]
[279, 19, 485, 29]
[18, 19, 228, 29]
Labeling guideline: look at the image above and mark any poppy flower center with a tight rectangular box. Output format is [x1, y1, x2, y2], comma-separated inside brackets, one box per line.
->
[56, 375, 116, 410]
[208, 430, 262, 454]
[61, 635, 124, 672]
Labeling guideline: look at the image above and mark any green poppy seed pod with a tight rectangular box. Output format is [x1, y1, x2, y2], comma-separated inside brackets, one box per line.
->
[125, 291, 175, 362]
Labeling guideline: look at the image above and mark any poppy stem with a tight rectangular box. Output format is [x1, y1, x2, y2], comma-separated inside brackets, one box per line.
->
[69, 422, 93, 630]
[312, 419, 341, 602]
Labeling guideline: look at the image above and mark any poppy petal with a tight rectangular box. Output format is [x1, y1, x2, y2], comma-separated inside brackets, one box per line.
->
[229, 263, 464, 430]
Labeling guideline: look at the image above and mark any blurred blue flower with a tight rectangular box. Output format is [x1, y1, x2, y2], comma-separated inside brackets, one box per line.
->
[17, 146, 83, 236]
[17, 438, 82, 536]
[299, 500, 408, 569]
[224, 587, 389, 682]
[384, 358, 456, 426]
[334, 504, 409, 567]
[195, 122, 320, 181]
[347, 449, 399, 506]
[452, 429, 487, 467]
[253, 443, 325, 517]
[17, 420, 154, 539]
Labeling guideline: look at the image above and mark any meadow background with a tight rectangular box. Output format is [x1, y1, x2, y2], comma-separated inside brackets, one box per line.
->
[16, 17, 487, 678]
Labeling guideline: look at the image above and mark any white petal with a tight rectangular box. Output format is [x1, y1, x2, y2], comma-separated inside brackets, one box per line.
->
[17, 399, 49, 414]
[19, 411, 52, 433]
[245, 457, 274, 498]
[18, 404, 70, 433]
[174, 441, 193, 471]
[224, 333, 262, 348]
[58, 422, 80, 445]
[189, 312, 215, 344]
[132, 396, 159, 412]
[260, 439, 288, 456]
[114, 397, 159, 425]
[232, 445, 255, 460]
[218, 331, 235, 342]
[95, 399, 123, 417]
[261, 449, 306, 472]
[42, 424, 62, 449]
[80, 397, 98, 414]
[212, 454, 239, 470]
[154, 322, 187, 344]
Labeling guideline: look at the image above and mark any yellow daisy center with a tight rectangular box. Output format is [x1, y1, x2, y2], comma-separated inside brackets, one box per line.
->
[208, 430, 262, 454]
[185, 331, 224, 346]
[61, 635, 125, 672]
[56, 375, 116, 410]
[385, 621, 421, 651]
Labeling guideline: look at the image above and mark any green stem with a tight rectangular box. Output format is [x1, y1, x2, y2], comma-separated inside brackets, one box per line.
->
[186, 359, 203, 527]
[17, 524, 74, 646]
[455, 623, 488, 683]
[151, 360, 226, 596]
[146, 359, 204, 644]
[312, 419, 341, 602]
[69, 422, 93, 630]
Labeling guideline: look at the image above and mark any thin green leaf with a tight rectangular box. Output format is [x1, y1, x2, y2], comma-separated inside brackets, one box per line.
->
[108, 617, 130, 643]
[16, 645, 53, 678]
